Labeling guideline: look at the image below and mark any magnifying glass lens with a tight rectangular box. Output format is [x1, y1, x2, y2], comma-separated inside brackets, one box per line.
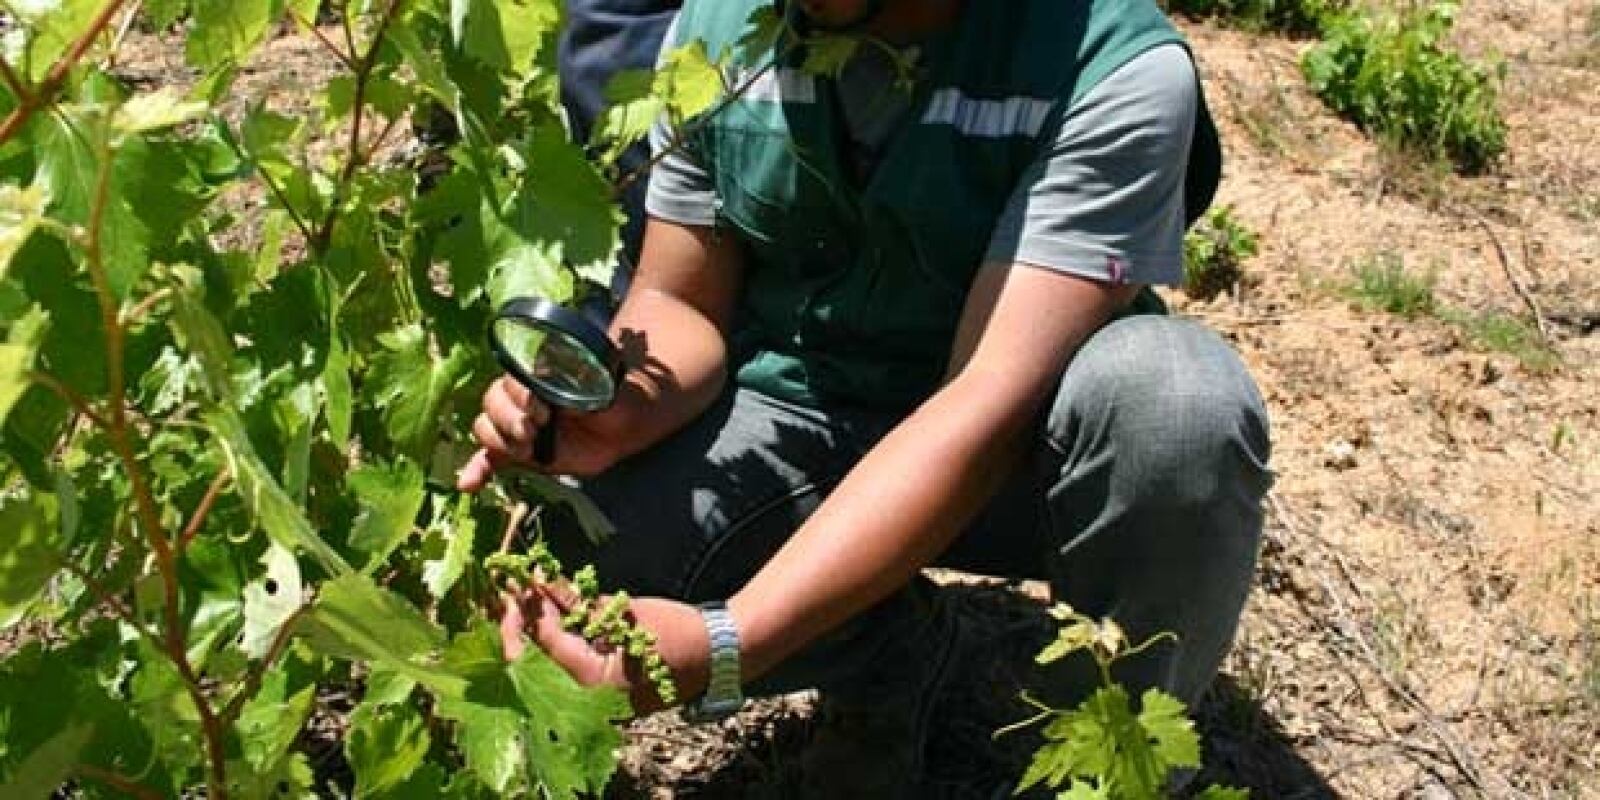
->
[492, 316, 616, 411]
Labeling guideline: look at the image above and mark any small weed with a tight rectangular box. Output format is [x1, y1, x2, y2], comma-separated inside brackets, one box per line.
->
[1343, 253, 1436, 317]
[1438, 308, 1561, 372]
[1303, 1, 1507, 173]
[1340, 254, 1561, 369]
[1184, 205, 1259, 301]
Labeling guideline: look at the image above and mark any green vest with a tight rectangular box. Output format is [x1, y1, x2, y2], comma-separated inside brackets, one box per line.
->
[674, 0, 1219, 413]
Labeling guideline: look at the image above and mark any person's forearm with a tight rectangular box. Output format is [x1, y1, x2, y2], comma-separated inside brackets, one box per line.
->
[727, 373, 1037, 680]
[600, 287, 730, 463]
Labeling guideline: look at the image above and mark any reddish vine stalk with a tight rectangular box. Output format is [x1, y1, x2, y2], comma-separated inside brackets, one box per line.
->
[0, 0, 130, 145]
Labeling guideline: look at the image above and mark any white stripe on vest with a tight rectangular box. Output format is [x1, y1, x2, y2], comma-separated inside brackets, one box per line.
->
[728, 67, 818, 104]
[921, 89, 1054, 137]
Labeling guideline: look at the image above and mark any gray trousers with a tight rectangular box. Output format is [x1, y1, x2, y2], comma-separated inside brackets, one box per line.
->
[555, 315, 1273, 705]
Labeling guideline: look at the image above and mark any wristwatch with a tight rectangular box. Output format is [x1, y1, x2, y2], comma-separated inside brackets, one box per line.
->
[684, 601, 744, 722]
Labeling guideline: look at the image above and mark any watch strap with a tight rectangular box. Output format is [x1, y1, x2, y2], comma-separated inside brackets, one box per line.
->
[687, 602, 743, 721]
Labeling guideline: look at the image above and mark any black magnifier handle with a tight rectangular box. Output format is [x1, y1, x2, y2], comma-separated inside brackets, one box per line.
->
[534, 407, 558, 465]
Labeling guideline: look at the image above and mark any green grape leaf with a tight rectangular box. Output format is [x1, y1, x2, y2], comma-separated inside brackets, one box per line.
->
[131, 639, 205, 778]
[207, 407, 352, 576]
[0, 723, 92, 799]
[363, 667, 419, 707]
[450, 0, 562, 77]
[139, 347, 198, 416]
[656, 40, 723, 122]
[1137, 688, 1201, 770]
[735, 5, 785, 65]
[0, 306, 48, 430]
[347, 701, 432, 798]
[230, 751, 316, 800]
[436, 622, 629, 797]
[422, 494, 477, 599]
[187, 0, 277, 70]
[170, 277, 236, 402]
[801, 34, 860, 79]
[322, 332, 353, 448]
[511, 124, 622, 281]
[347, 458, 427, 573]
[284, 0, 321, 26]
[296, 573, 464, 696]
[276, 379, 318, 502]
[592, 69, 663, 163]
[1, 386, 71, 487]
[487, 240, 575, 307]
[146, 0, 190, 29]
[240, 544, 305, 659]
[33, 109, 151, 301]
[1036, 619, 1097, 665]
[0, 184, 48, 280]
[235, 667, 316, 774]
[0, 637, 165, 793]
[113, 89, 209, 135]
[14, 0, 102, 81]
[1058, 779, 1113, 800]
[367, 324, 473, 461]
[0, 491, 60, 630]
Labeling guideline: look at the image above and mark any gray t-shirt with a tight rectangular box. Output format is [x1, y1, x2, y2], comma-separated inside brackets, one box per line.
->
[645, 37, 1197, 287]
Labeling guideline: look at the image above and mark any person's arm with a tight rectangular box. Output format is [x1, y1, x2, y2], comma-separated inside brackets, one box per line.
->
[456, 217, 742, 485]
[729, 264, 1138, 678]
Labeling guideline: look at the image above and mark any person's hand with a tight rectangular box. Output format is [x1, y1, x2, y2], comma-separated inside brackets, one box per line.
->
[499, 585, 710, 717]
[457, 376, 627, 490]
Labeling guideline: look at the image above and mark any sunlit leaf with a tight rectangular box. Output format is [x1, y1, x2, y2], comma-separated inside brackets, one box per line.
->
[367, 324, 473, 461]
[0, 306, 48, 430]
[347, 458, 426, 573]
[0, 491, 60, 630]
[187, 0, 277, 70]
[422, 494, 477, 599]
[0, 185, 48, 279]
[296, 573, 463, 696]
[436, 622, 629, 797]
[451, 0, 562, 77]
[347, 701, 431, 798]
[114, 89, 208, 134]
[657, 40, 723, 122]
[240, 544, 305, 659]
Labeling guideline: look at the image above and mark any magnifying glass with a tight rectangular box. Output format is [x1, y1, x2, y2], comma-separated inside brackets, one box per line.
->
[488, 296, 621, 465]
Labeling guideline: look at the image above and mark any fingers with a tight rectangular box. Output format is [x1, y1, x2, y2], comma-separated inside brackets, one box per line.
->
[456, 448, 497, 492]
[499, 591, 530, 661]
[465, 377, 554, 481]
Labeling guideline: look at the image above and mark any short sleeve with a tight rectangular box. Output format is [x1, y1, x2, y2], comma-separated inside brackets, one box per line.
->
[642, 16, 720, 227]
[984, 44, 1198, 286]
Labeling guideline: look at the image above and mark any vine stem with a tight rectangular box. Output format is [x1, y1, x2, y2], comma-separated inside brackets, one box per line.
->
[610, 59, 779, 198]
[27, 370, 110, 429]
[313, 0, 406, 254]
[75, 764, 164, 800]
[0, 56, 31, 104]
[178, 468, 232, 553]
[80, 133, 233, 800]
[288, 8, 358, 72]
[0, 0, 130, 145]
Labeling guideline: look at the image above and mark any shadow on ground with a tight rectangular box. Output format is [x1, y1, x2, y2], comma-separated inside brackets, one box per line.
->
[612, 581, 1338, 799]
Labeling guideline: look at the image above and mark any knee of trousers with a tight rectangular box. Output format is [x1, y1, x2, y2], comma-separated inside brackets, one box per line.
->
[1043, 315, 1273, 512]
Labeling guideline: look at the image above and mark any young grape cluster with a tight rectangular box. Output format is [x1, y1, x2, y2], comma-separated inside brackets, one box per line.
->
[485, 545, 679, 705]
